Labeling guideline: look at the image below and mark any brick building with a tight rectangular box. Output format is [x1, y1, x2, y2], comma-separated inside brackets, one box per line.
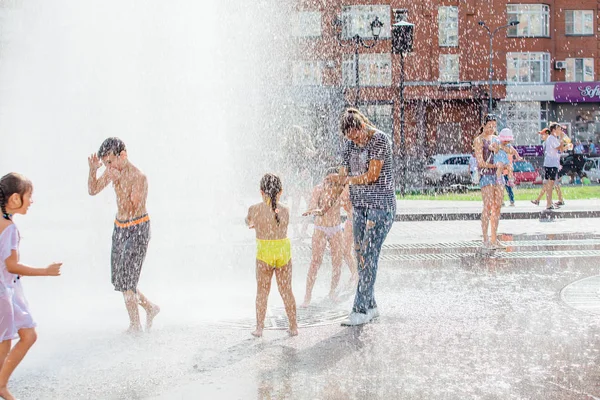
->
[290, 0, 600, 181]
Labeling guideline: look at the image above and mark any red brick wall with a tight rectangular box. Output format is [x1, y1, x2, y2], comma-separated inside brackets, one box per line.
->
[295, 0, 599, 154]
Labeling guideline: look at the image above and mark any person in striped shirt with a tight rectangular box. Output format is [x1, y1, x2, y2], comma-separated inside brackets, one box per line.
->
[326, 108, 396, 326]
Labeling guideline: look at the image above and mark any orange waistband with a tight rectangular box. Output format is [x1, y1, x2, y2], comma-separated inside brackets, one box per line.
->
[114, 214, 150, 228]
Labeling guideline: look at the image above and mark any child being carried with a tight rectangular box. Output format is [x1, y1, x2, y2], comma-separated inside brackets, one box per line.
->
[495, 128, 522, 187]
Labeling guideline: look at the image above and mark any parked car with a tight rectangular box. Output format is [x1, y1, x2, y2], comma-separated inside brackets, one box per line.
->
[512, 161, 539, 185]
[583, 157, 600, 183]
[424, 154, 472, 186]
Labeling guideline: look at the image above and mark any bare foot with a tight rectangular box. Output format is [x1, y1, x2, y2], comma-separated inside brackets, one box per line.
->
[300, 300, 311, 308]
[0, 385, 16, 400]
[328, 292, 340, 303]
[287, 327, 298, 337]
[124, 325, 143, 336]
[251, 328, 263, 338]
[145, 304, 160, 331]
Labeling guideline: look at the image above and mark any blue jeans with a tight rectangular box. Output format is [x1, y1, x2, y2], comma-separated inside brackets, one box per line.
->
[504, 175, 514, 203]
[352, 207, 394, 314]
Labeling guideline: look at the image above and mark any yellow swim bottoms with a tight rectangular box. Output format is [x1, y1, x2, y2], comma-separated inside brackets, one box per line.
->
[256, 238, 292, 268]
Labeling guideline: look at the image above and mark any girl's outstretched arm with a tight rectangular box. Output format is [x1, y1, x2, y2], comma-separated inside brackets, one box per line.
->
[303, 185, 323, 216]
[317, 183, 345, 216]
[5, 251, 61, 276]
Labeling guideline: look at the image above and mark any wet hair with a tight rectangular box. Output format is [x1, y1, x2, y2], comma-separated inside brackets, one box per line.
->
[0, 173, 33, 220]
[98, 137, 126, 158]
[260, 173, 282, 225]
[484, 114, 498, 123]
[340, 108, 375, 136]
[325, 166, 339, 176]
[479, 114, 498, 134]
[548, 122, 562, 132]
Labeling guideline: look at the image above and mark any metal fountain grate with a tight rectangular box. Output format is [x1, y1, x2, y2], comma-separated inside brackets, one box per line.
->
[218, 304, 349, 330]
[378, 249, 600, 262]
[493, 249, 600, 259]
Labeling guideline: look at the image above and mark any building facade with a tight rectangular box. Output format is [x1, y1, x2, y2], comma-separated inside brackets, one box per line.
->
[291, 0, 600, 181]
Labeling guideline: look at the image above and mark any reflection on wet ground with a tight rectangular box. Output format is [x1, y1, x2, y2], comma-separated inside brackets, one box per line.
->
[156, 232, 600, 399]
[12, 230, 600, 399]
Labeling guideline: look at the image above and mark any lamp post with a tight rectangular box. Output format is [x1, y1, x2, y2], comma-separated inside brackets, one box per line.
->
[392, 19, 414, 196]
[478, 20, 520, 112]
[334, 16, 384, 106]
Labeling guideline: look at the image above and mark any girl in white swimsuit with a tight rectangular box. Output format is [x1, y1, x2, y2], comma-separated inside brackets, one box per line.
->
[301, 176, 346, 307]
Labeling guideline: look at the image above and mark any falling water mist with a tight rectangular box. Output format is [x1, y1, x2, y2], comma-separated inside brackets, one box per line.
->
[0, 0, 299, 391]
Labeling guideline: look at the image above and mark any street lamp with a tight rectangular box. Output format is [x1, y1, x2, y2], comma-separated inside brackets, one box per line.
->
[334, 15, 384, 106]
[392, 19, 414, 196]
[478, 20, 520, 112]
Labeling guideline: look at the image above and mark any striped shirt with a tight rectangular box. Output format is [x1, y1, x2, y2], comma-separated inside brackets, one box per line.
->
[342, 130, 396, 210]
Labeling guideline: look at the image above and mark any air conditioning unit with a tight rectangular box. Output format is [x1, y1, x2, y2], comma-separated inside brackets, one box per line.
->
[555, 61, 567, 70]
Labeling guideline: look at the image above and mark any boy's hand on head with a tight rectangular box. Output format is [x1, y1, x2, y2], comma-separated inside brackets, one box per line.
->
[45, 262, 62, 276]
[88, 154, 102, 170]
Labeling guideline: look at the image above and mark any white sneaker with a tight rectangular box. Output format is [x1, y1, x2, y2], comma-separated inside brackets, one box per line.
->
[340, 312, 371, 326]
[367, 307, 380, 320]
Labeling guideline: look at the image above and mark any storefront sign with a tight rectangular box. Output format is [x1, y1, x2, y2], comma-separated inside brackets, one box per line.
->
[554, 82, 600, 103]
[505, 85, 554, 101]
[515, 145, 543, 157]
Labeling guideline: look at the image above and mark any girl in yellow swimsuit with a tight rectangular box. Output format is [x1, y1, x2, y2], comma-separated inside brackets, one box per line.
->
[245, 173, 298, 337]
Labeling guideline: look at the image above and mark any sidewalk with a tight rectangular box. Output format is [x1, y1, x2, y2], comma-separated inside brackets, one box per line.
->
[395, 199, 600, 221]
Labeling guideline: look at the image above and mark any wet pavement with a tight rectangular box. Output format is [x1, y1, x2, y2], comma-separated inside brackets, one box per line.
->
[10, 218, 600, 399]
[152, 226, 600, 400]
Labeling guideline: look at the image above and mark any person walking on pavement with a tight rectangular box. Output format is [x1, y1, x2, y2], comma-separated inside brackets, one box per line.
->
[535, 123, 569, 210]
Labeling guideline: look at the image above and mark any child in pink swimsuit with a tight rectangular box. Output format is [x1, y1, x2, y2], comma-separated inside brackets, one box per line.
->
[0, 173, 61, 400]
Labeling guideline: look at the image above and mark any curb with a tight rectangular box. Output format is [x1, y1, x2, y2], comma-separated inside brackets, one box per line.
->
[394, 210, 600, 222]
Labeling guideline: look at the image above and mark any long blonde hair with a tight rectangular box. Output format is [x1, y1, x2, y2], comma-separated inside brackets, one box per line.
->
[340, 108, 376, 136]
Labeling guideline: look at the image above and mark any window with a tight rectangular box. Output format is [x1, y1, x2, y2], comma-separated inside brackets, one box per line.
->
[292, 61, 322, 86]
[439, 54, 459, 82]
[342, 53, 392, 87]
[438, 6, 458, 47]
[362, 103, 393, 134]
[565, 10, 594, 35]
[342, 5, 391, 39]
[292, 11, 322, 38]
[566, 58, 594, 82]
[498, 102, 543, 145]
[444, 157, 469, 165]
[506, 52, 550, 83]
[507, 4, 550, 37]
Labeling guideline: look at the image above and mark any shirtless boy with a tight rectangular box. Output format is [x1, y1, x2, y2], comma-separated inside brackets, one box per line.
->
[88, 137, 160, 334]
